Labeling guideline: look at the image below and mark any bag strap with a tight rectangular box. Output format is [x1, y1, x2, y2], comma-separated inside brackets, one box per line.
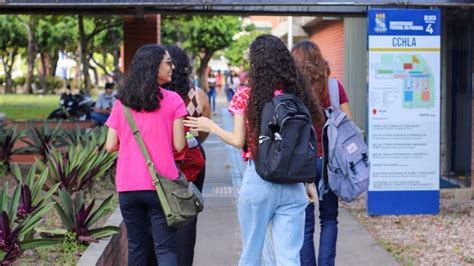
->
[123, 106, 174, 219]
[328, 78, 340, 109]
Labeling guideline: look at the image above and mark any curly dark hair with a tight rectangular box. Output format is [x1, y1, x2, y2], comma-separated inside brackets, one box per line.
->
[162, 45, 193, 98]
[246, 34, 324, 154]
[117, 44, 166, 112]
[291, 40, 331, 107]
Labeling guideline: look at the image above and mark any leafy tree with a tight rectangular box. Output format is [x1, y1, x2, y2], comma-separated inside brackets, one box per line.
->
[17, 15, 40, 94]
[0, 16, 27, 94]
[162, 15, 241, 90]
[77, 15, 121, 93]
[161, 15, 188, 46]
[36, 16, 77, 91]
[224, 24, 261, 68]
[91, 20, 124, 87]
[37, 16, 77, 76]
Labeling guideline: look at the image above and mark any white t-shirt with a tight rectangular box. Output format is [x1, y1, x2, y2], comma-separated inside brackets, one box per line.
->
[226, 76, 241, 92]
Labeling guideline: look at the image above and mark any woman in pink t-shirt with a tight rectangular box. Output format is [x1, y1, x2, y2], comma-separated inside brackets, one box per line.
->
[185, 35, 324, 266]
[105, 44, 187, 266]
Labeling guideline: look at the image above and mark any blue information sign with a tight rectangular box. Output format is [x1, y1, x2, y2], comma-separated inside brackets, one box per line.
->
[367, 8, 441, 215]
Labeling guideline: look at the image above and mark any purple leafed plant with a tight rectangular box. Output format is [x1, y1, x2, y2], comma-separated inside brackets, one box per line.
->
[0, 181, 60, 264]
[0, 212, 21, 264]
[53, 189, 119, 243]
[0, 127, 26, 174]
[17, 185, 35, 221]
[37, 144, 116, 194]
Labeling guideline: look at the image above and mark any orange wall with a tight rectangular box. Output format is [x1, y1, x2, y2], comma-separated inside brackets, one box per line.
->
[309, 20, 345, 83]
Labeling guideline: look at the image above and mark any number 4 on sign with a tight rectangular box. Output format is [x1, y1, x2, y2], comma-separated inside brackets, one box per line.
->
[426, 24, 434, 34]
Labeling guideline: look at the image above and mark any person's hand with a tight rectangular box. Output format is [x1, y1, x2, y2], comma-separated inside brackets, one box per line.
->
[184, 116, 214, 133]
[305, 183, 317, 203]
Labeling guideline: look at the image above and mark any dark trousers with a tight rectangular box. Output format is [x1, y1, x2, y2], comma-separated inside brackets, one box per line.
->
[91, 111, 109, 126]
[148, 146, 207, 266]
[176, 145, 206, 266]
[300, 158, 339, 266]
[119, 191, 177, 266]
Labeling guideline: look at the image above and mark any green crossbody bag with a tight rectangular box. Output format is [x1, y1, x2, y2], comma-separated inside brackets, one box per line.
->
[123, 107, 204, 228]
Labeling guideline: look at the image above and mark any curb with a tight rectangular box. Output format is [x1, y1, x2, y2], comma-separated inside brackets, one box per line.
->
[77, 207, 127, 266]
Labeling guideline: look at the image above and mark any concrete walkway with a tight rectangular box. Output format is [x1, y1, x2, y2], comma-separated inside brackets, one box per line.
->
[194, 97, 398, 265]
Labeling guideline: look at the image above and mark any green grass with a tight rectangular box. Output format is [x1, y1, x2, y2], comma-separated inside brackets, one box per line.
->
[0, 94, 60, 120]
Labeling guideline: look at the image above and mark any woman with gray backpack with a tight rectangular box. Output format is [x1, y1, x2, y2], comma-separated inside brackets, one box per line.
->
[185, 34, 324, 266]
[292, 40, 354, 266]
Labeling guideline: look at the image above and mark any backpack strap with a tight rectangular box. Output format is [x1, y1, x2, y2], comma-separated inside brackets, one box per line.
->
[328, 78, 340, 109]
[123, 106, 174, 220]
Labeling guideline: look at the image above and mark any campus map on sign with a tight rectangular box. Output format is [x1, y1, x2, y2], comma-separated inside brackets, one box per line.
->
[368, 8, 441, 193]
[373, 54, 435, 109]
[367, 8, 441, 215]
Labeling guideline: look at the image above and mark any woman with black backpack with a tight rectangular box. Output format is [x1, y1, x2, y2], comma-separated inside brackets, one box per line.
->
[185, 34, 324, 266]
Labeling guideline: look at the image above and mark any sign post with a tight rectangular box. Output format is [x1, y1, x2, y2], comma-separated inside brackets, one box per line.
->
[367, 8, 441, 215]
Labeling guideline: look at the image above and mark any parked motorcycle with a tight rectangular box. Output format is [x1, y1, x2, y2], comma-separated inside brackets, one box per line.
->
[47, 91, 95, 121]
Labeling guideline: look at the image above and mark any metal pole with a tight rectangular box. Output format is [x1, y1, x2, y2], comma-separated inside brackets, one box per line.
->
[288, 16, 293, 49]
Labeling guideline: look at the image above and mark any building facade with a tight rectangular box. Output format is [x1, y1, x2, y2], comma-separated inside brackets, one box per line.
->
[273, 9, 473, 188]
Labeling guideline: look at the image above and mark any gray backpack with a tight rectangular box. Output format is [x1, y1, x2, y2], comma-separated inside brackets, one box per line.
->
[322, 79, 370, 202]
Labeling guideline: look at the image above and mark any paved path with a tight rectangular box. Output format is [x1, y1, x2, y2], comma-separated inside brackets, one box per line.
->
[194, 97, 398, 265]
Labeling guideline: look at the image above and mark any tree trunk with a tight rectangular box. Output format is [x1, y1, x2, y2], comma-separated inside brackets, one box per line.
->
[102, 49, 108, 77]
[90, 63, 99, 87]
[39, 53, 48, 92]
[24, 18, 37, 94]
[49, 50, 59, 77]
[112, 37, 124, 89]
[197, 51, 213, 92]
[75, 46, 82, 87]
[1, 53, 15, 94]
[78, 15, 91, 93]
[5, 71, 13, 94]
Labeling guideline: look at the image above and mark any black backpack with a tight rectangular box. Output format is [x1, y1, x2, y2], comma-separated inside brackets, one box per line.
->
[254, 94, 318, 184]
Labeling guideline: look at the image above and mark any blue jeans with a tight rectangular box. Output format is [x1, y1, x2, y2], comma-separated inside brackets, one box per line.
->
[208, 87, 216, 112]
[239, 161, 308, 266]
[226, 88, 235, 102]
[91, 111, 109, 126]
[119, 191, 177, 266]
[300, 158, 339, 266]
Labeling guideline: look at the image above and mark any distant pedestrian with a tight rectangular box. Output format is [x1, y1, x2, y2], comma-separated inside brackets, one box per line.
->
[91, 82, 116, 126]
[292, 40, 352, 266]
[162, 45, 211, 266]
[239, 65, 249, 86]
[216, 69, 224, 95]
[185, 34, 323, 266]
[225, 70, 240, 102]
[207, 71, 217, 114]
[105, 44, 186, 266]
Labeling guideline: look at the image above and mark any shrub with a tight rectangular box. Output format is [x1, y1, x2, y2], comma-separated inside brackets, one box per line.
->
[21, 122, 67, 159]
[64, 126, 108, 151]
[13, 76, 26, 89]
[0, 182, 60, 264]
[52, 189, 119, 243]
[37, 143, 116, 193]
[12, 164, 61, 221]
[0, 127, 27, 175]
[35, 76, 65, 94]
